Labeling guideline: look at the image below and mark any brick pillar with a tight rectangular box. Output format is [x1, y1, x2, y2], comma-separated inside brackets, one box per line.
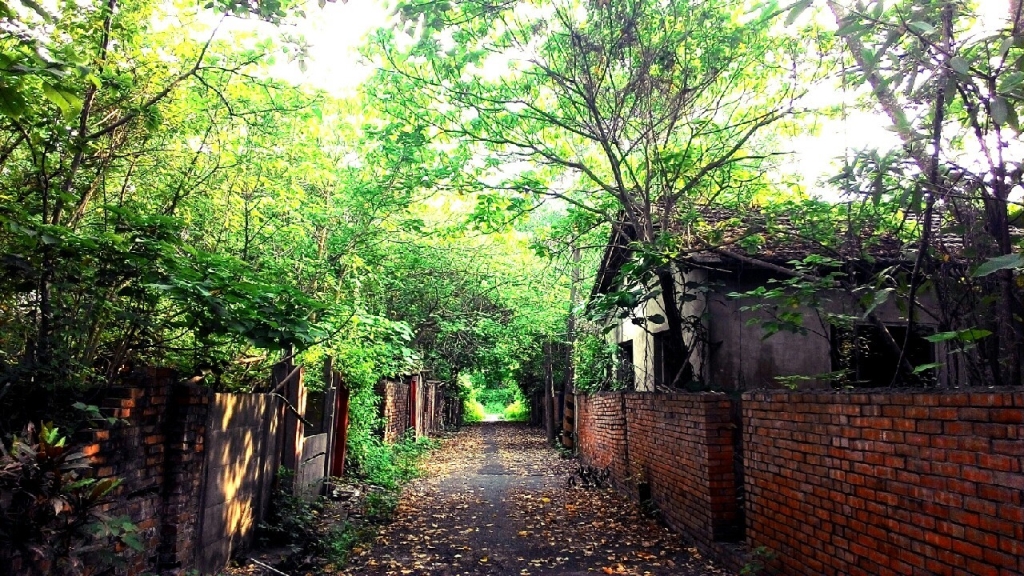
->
[159, 383, 210, 570]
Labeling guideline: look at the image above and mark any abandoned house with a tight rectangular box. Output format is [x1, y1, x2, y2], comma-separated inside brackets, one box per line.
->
[590, 207, 953, 391]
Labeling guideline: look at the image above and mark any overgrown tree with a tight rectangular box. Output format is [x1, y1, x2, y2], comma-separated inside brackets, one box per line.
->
[367, 0, 815, 387]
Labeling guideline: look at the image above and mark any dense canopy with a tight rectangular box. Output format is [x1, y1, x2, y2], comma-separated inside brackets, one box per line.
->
[0, 0, 1020, 420]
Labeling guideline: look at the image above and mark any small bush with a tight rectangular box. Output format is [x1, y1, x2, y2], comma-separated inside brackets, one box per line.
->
[259, 469, 363, 571]
[364, 489, 399, 521]
[0, 423, 137, 575]
[463, 399, 486, 422]
[502, 400, 529, 421]
[352, 432, 436, 489]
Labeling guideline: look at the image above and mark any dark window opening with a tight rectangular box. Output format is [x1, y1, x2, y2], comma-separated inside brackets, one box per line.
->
[831, 324, 936, 387]
[653, 331, 689, 388]
[615, 340, 634, 389]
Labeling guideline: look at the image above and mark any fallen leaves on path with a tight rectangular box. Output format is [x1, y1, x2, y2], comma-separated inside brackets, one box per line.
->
[343, 423, 730, 576]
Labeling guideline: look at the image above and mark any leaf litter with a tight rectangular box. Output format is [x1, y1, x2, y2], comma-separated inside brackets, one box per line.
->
[342, 423, 729, 576]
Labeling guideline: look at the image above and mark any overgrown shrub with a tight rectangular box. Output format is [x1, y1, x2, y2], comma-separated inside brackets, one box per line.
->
[463, 399, 487, 422]
[0, 423, 138, 575]
[502, 400, 529, 421]
[259, 469, 360, 571]
[353, 432, 436, 489]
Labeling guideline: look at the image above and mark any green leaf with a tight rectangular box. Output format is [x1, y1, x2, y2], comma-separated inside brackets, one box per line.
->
[121, 533, 144, 551]
[999, 37, 1014, 58]
[912, 362, 941, 374]
[972, 253, 1024, 277]
[835, 19, 868, 36]
[999, 71, 1024, 94]
[991, 96, 1009, 126]
[41, 83, 72, 113]
[949, 56, 970, 75]
[907, 21, 935, 34]
[861, 288, 892, 319]
[646, 314, 665, 325]
[784, 0, 812, 26]
[925, 329, 993, 343]
[956, 329, 993, 342]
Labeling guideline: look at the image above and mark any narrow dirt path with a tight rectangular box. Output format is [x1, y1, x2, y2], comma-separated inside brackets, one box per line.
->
[344, 423, 730, 575]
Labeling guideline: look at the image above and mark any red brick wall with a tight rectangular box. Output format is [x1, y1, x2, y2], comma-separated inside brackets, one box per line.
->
[744, 390, 1024, 576]
[82, 369, 210, 575]
[576, 392, 740, 554]
[576, 393, 628, 485]
[624, 393, 740, 547]
[379, 380, 410, 443]
[161, 382, 211, 569]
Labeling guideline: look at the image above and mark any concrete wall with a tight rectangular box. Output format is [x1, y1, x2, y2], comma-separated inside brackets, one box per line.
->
[606, 267, 946, 392]
[196, 393, 281, 573]
[607, 270, 709, 391]
[709, 275, 944, 390]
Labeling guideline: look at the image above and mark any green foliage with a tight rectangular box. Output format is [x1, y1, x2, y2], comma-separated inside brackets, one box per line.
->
[259, 468, 363, 570]
[573, 331, 630, 394]
[459, 372, 529, 421]
[259, 468, 321, 548]
[463, 400, 486, 423]
[364, 489, 400, 521]
[502, 400, 529, 422]
[740, 545, 777, 575]
[813, 0, 1024, 386]
[349, 432, 436, 490]
[0, 423, 137, 574]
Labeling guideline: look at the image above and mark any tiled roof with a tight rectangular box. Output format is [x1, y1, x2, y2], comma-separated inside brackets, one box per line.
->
[593, 204, 911, 296]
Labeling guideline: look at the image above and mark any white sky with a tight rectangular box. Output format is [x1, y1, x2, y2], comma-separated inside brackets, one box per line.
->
[229, 0, 1014, 197]
[264, 0, 391, 95]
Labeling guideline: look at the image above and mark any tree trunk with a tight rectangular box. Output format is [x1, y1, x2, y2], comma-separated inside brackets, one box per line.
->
[655, 265, 693, 387]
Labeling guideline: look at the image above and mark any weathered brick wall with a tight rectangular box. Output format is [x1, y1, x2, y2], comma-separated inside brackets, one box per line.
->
[74, 372, 291, 576]
[624, 393, 740, 548]
[160, 383, 212, 570]
[83, 368, 209, 575]
[379, 380, 410, 443]
[576, 393, 628, 486]
[576, 392, 741, 567]
[744, 390, 1024, 576]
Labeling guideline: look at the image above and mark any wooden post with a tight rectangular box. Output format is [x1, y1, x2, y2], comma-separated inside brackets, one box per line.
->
[409, 374, 418, 437]
[330, 370, 350, 478]
[271, 361, 289, 473]
[280, 359, 306, 476]
[544, 341, 556, 445]
[563, 246, 580, 449]
[322, 356, 337, 484]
